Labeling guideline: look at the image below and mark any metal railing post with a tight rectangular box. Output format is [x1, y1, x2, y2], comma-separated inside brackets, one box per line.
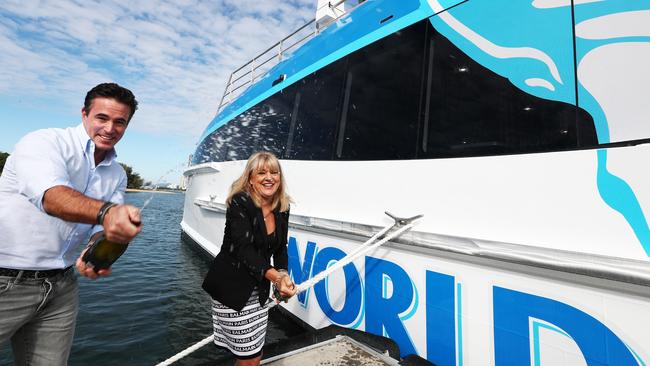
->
[215, 0, 364, 113]
[217, 72, 233, 114]
[251, 58, 255, 84]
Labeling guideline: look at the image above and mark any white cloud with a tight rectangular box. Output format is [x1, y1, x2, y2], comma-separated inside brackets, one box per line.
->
[0, 0, 316, 139]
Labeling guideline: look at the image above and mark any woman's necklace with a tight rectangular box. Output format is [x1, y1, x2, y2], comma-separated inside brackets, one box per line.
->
[262, 205, 273, 221]
[263, 211, 272, 221]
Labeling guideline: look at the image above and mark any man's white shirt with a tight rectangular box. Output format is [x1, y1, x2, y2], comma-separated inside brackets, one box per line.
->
[0, 124, 126, 270]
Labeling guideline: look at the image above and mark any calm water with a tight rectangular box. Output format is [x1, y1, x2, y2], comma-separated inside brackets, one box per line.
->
[1, 192, 302, 365]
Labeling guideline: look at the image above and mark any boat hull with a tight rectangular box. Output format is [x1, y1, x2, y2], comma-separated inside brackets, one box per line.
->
[182, 147, 650, 365]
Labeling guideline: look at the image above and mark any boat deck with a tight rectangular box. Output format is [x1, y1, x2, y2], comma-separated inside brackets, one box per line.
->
[262, 335, 398, 366]
[198, 323, 435, 366]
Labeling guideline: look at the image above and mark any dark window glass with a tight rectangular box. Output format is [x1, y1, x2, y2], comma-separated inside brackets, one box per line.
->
[286, 59, 346, 160]
[251, 87, 295, 158]
[576, 107, 597, 147]
[422, 23, 597, 158]
[192, 131, 221, 164]
[193, 87, 295, 163]
[338, 22, 426, 160]
[193, 18, 598, 165]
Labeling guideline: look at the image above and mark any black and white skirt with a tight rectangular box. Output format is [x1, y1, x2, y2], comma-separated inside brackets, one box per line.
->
[211, 290, 268, 359]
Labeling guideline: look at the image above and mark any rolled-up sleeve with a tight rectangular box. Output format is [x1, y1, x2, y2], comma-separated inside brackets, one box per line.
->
[13, 131, 73, 212]
[108, 170, 127, 204]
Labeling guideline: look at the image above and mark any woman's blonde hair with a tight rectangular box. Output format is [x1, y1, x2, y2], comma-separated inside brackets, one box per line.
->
[226, 151, 291, 212]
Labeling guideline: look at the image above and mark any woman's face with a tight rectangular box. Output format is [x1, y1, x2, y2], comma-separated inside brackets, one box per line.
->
[250, 164, 280, 201]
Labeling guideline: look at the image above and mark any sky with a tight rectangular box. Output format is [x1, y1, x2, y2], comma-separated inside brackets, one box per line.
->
[0, 0, 315, 184]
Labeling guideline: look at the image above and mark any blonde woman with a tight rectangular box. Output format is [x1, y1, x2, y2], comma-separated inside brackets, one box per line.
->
[202, 151, 296, 366]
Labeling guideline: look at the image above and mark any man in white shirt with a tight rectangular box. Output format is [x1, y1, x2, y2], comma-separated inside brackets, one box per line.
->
[0, 82, 143, 365]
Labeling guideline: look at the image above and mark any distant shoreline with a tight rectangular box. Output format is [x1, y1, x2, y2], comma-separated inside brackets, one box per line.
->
[126, 188, 182, 194]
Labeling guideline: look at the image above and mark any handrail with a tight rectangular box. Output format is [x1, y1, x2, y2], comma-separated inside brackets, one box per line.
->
[216, 0, 365, 115]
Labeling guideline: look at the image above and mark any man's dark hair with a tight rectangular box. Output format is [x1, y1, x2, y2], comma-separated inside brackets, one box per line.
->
[84, 83, 139, 121]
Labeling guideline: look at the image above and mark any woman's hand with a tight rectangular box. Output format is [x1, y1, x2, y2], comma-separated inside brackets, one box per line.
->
[275, 273, 297, 302]
[266, 268, 297, 302]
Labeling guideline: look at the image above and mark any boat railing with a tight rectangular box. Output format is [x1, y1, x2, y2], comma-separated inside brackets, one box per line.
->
[216, 0, 365, 115]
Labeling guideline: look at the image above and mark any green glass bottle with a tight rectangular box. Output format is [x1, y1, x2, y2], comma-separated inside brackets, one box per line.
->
[82, 234, 129, 272]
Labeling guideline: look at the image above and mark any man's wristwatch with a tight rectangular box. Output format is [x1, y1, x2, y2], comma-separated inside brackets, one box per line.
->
[97, 202, 117, 225]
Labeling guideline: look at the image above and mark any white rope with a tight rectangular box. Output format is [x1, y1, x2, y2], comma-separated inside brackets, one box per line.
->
[155, 335, 213, 366]
[156, 215, 421, 365]
[266, 218, 420, 309]
[299, 223, 414, 291]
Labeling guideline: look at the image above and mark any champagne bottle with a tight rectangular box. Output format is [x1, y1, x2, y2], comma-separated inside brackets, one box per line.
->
[82, 234, 129, 272]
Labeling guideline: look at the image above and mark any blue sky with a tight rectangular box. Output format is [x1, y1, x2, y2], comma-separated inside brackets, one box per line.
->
[0, 0, 314, 184]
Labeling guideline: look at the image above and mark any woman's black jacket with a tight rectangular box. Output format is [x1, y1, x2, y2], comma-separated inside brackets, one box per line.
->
[202, 192, 290, 311]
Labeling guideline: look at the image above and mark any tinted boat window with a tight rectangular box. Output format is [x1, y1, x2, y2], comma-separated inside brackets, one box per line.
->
[337, 21, 426, 160]
[422, 24, 597, 158]
[576, 107, 597, 147]
[192, 130, 224, 164]
[194, 18, 597, 165]
[196, 88, 294, 163]
[286, 59, 346, 160]
[254, 87, 295, 158]
[221, 111, 257, 161]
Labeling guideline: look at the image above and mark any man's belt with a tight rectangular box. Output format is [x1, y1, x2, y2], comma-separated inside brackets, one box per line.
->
[0, 266, 72, 279]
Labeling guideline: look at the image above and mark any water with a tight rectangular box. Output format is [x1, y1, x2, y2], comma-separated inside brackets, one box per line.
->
[1, 192, 303, 365]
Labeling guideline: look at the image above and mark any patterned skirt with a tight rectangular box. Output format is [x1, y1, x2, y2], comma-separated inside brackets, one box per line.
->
[211, 290, 268, 359]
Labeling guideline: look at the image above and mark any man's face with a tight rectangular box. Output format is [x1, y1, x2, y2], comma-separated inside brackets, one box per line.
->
[81, 97, 131, 152]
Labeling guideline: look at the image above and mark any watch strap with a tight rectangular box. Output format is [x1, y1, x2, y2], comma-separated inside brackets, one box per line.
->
[97, 202, 117, 225]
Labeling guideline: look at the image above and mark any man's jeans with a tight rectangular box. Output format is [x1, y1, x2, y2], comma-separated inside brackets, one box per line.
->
[0, 269, 79, 366]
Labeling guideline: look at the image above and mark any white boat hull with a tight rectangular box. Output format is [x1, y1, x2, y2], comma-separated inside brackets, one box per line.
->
[182, 147, 650, 365]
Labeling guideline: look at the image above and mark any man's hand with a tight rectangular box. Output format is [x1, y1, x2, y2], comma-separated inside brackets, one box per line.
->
[102, 204, 142, 243]
[42, 186, 143, 242]
[76, 247, 112, 279]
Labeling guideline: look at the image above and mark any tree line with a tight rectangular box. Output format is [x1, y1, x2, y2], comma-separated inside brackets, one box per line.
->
[0, 152, 8, 174]
[0, 151, 144, 189]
